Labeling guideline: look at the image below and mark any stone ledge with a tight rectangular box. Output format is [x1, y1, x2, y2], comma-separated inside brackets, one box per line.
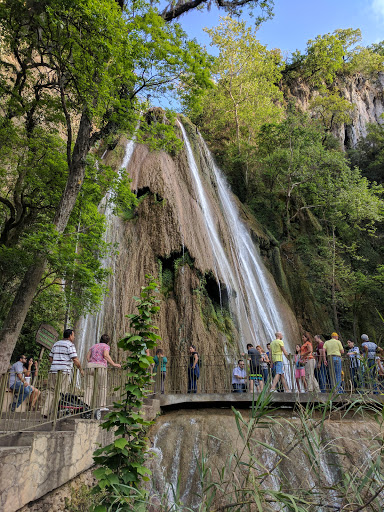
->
[159, 392, 384, 409]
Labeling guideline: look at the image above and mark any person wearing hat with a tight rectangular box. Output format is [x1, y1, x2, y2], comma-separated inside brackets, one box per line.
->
[361, 334, 378, 392]
[323, 332, 344, 393]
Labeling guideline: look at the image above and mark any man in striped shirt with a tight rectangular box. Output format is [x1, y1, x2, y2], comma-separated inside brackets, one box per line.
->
[41, 329, 84, 418]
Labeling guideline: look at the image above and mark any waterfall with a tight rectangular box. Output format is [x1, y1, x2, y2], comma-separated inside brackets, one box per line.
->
[178, 120, 293, 350]
[75, 138, 136, 362]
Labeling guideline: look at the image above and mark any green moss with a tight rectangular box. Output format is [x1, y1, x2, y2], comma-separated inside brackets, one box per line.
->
[105, 141, 126, 172]
[193, 274, 236, 345]
[158, 250, 195, 298]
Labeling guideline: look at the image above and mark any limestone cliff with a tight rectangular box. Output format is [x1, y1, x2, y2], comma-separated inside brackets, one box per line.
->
[76, 119, 299, 367]
[287, 72, 384, 147]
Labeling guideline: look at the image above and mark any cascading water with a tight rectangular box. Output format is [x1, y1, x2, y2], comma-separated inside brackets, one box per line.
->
[178, 120, 294, 350]
[75, 138, 136, 362]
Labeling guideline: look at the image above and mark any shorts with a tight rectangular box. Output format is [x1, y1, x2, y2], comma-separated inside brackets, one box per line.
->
[274, 361, 284, 375]
[295, 368, 305, 378]
[249, 373, 263, 381]
[250, 365, 262, 381]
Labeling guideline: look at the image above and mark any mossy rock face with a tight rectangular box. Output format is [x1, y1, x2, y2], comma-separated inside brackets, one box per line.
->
[104, 139, 126, 172]
[144, 107, 170, 126]
[278, 244, 333, 335]
[270, 246, 293, 306]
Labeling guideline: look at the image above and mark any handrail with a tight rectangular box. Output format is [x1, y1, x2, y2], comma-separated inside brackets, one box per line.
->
[147, 354, 384, 396]
[2, 354, 382, 436]
[0, 367, 124, 437]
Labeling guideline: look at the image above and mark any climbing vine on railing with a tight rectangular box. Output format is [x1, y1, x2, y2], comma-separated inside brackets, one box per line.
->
[92, 275, 161, 511]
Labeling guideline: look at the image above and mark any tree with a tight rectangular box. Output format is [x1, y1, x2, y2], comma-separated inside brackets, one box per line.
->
[349, 121, 384, 183]
[186, 16, 284, 196]
[0, 0, 211, 373]
[309, 91, 354, 140]
[287, 28, 362, 85]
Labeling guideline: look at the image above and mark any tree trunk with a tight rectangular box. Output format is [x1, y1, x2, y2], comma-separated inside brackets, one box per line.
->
[331, 226, 340, 333]
[0, 112, 92, 374]
[0, 259, 46, 374]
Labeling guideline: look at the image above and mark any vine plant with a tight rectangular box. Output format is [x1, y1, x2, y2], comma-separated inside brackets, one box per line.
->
[92, 275, 161, 511]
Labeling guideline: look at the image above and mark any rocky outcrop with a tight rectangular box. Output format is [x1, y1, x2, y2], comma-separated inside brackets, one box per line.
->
[288, 72, 384, 147]
[77, 120, 299, 368]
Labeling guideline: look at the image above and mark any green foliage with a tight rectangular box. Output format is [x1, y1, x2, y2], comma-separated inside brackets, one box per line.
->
[92, 276, 161, 511]
[158, 250, 194, 297]
[309, 91, 354, 134]
[0, 0, 212, 363]
[193, 273, 235, 344]
[169, 394, 384, 511]
[138, 110, 184, 156]
[349, 120, 384, 183]
[184, 16, 283, 196]
[64, 484, 104, 512]
[286, 28, 384, 85]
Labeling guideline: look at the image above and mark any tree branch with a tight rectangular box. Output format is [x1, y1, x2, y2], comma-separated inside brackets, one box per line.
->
[161, 0, 207, 21]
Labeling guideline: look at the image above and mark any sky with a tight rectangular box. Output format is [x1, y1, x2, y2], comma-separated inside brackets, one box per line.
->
[176, 0, 384, 56]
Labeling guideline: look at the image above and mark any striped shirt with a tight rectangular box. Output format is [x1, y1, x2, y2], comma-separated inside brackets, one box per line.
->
[347, 346, 360, 368]
[49, 339, 78, 374]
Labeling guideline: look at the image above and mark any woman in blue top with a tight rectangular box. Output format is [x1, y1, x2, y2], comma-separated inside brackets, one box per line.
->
[153, 348, 167, 394]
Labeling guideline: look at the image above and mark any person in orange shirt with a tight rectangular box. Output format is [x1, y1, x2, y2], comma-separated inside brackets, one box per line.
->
[300, 333, 320, 392]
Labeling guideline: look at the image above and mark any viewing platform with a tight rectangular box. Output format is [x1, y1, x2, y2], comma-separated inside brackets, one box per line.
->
[158, 391, 384, 409]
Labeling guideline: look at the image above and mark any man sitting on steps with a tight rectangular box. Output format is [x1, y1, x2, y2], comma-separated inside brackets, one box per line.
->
[9, 355, 40, 411]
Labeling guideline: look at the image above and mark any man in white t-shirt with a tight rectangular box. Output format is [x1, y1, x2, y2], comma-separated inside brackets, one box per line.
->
[41, 329, 84, 418]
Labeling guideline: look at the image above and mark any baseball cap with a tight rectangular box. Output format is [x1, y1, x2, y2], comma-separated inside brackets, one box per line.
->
[361, 334, 369, 341]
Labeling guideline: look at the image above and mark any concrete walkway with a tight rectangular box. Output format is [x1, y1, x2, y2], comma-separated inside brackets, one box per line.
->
[159, 392, 384, 409]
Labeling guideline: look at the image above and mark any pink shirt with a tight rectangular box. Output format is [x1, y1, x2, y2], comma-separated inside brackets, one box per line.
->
[88, 343, 110, 367]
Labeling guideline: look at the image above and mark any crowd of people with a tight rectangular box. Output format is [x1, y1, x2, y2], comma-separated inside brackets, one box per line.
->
[7, 329, 384, 414]
[232, 331, 384, 394]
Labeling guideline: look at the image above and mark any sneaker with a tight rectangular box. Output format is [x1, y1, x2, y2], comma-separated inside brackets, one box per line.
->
[270, 389, 277, 393]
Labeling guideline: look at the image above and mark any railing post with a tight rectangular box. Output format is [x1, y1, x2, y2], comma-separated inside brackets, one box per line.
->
[0, 373, 7, 415]
[200, 354, 204, 394]
[90, 367, 99, 412]
[52, 371, 63, 431]
[289, 355, 295, 392]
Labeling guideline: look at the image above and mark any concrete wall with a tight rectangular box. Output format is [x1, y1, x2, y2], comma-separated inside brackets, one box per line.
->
[0, 398, 160, 512]
[0, 419, 114, 512]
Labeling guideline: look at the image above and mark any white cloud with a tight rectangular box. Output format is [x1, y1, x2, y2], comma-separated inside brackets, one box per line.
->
[372, 0, 384, 19]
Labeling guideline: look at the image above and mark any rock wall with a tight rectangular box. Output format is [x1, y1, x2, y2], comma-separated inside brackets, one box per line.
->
[148, 407, 384, 510]
[77, 120, 299, 368]
[288, 72, 384, 147]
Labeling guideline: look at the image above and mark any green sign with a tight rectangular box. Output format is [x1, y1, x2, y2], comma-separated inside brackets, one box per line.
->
[36, 323, 58, 350]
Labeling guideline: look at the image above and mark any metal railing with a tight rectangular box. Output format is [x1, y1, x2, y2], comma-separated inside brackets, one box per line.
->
[2, 354, 382, 436]
[0, 367, 124, 436]
[147, 354, 384, 395]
